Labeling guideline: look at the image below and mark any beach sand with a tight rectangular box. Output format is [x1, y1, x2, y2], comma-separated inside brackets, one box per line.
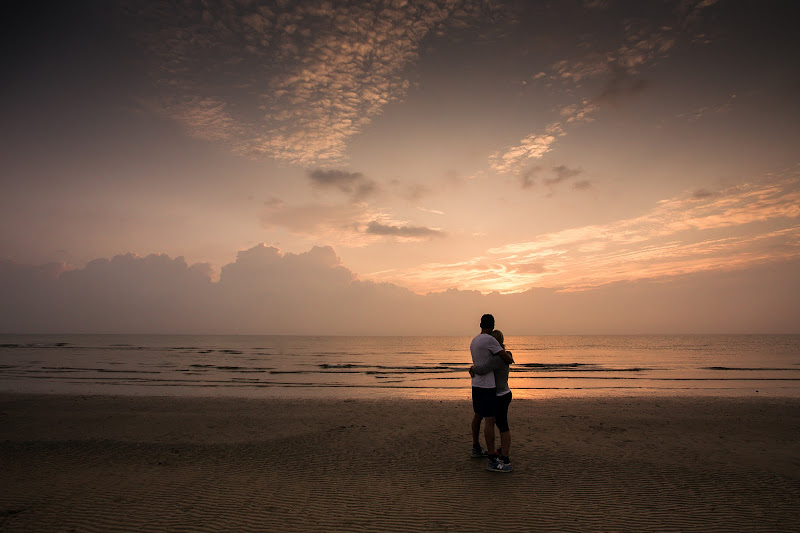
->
[1, 394, 798, 532]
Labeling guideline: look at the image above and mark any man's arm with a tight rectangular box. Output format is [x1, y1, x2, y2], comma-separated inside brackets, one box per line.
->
[471, 354, 505, 375]
[495, 349, 513, 364]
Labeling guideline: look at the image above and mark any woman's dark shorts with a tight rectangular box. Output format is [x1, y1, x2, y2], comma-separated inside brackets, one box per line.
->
[495, 391, 513, 433]
[472, 386, 497, 418]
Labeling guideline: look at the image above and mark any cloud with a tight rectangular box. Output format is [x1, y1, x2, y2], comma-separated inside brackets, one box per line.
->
[512, 262, 548, 274]
[497, 14, 675, 176]
[365, 171, 800, 293]
[132, 0, 504, 167]
[388, 179, 432, 203]
[365, 221, 444, 239]
[559, 100, 600, 124]
[261, 200, 377, 246]
[514, 165, 583, 190]
[308, 169, 378, 201]
[583, 0, 610, 9]
[518, 165, 541, 189]
[263, 197, 284, 208]
[692, 188, 714, 199]
[675, 93, 737, 122]
[547, 20, 674, 91]
[594, 67, 650, 106]
[261, 200, 445, 246]
[219, 244, 353, 293]
[545, 165, 583, 186]
[682, 0, 721, 24]
[2, 241, 799, 334]
[489, 123, 564, 174]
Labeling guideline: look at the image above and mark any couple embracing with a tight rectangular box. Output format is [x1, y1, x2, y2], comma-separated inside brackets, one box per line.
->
[469, 313, 514, 473]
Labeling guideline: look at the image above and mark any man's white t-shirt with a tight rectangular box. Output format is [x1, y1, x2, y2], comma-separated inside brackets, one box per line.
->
[470, 333, 503, 388]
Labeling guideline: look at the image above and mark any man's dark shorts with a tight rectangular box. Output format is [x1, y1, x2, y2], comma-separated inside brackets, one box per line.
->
[472, 386, 497, 418]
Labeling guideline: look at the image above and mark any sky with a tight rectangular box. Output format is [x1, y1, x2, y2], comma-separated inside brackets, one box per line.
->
[1, 0, 799, 334]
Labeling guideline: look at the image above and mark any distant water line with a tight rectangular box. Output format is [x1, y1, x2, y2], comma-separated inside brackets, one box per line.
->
[0, 334, 798, 399]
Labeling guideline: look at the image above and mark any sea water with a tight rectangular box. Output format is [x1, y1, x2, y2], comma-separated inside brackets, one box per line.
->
[1, 334, 798, 399]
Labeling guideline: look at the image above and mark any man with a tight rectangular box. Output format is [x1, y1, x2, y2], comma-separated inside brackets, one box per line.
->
[470, 313, 513, 472]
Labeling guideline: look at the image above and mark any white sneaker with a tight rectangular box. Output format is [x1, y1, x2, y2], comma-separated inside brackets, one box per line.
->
[485, 457, 513, 472]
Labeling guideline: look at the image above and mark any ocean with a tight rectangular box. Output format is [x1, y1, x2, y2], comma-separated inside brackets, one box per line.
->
[1, 334, 799, 399]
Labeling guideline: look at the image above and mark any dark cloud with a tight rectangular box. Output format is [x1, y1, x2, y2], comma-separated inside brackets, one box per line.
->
[693, 188, 714, 199]
[309, 169, 364, 188]
[405, 185, 431, 202]
[594, 66, 650, 106]
[552, 165, 583, 180]
[520, 165, 542, 189]
[572, 180, 593, 191]
[365, 221, 444, 238]
[263, 197, 284, 208]
[522, 165, 584, 190]
[546, 165, 583, 185]
[308, 169, 378, 202]
[389, 181, 431, 203]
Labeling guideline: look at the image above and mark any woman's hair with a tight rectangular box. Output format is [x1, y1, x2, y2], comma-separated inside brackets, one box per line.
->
[490, 329, 504, 347]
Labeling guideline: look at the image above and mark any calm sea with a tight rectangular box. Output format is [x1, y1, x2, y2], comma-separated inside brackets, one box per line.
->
[1, 334, 798, 399]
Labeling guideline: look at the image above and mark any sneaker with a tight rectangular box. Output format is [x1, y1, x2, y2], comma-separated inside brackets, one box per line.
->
[485, 457, 513, 473]
[471, 446, 489, 458]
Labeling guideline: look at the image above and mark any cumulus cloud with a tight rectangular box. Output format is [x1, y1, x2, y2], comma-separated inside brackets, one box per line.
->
[219, 244, 353, 293]
[2, 240, 799, 334]
[131, 0, 504, 166]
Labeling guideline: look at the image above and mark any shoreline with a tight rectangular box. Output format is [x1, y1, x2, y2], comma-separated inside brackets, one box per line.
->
[2, 394, 799, 531]
[3, 382, 797, 400]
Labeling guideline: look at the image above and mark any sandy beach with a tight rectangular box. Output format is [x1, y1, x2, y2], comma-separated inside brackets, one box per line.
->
[1, 394, 798, 532]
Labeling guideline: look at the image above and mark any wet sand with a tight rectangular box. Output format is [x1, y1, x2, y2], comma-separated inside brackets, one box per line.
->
[1, 394, 798, 532]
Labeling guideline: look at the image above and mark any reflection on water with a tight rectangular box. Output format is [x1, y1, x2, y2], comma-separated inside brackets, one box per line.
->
[1, 334, 798, 398]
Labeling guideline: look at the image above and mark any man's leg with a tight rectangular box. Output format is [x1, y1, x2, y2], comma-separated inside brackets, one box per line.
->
[484, 416, 496, 455]
[471, 413, 483, 447]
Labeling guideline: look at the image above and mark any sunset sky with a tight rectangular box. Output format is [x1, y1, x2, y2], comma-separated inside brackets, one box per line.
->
[1, 0, 798, 334]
